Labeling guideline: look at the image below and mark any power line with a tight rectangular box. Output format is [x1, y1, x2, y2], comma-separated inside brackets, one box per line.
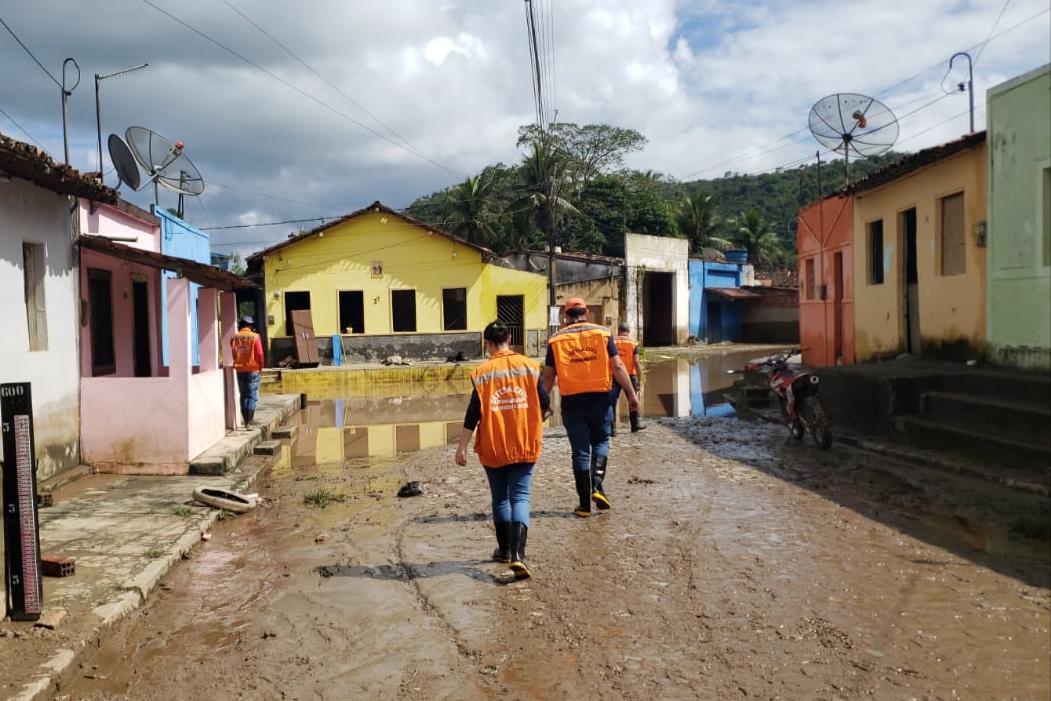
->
[0, 16, 61, 89]
[0, 104, 46, 150]
[205, 216, 330, 231]
[138, 0, 464, 178]
[974, 0, 1012, 66]
[678, 6, 1048, 181]
[218, 0, 438, 168]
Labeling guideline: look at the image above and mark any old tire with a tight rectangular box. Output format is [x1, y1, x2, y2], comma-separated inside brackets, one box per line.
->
[192, 486, 256, 513]
[804, 400, 833, 450]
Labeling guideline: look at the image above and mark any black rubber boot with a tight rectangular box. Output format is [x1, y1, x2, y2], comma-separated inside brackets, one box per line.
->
[509, 522, 531, 579]
[573, 470, 592, 518]
[629, 411, 645, 432]
[244, 408, 255, 426]
[591, 455, 611, 510]
[492, 521, 511, 562]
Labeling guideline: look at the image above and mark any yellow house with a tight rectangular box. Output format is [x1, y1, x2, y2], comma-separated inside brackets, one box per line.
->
[246, 202, 548, 362]
[850, 132, 987, 361]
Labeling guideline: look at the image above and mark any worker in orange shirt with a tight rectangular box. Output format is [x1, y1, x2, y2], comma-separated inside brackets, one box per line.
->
[543, 299, 639, 518]
[230, 316, 265, 426]
[610, 322, 645, 435]
[456, 321, 549, 579]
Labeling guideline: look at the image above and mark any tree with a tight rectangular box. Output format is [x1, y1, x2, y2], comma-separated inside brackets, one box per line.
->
[511, 137, 579, 250]
[443, 172, 499, 248]
[622, 170, 678, 238]
[676, 192, 732, 253]
[731, 209, 783, 266]
[563, 175, 630, 255]
[518, 122, 647, 188]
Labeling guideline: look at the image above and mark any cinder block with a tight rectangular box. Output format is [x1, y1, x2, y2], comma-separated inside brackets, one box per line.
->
[42, 555, 75, 578]
[254, 440, 282, 456]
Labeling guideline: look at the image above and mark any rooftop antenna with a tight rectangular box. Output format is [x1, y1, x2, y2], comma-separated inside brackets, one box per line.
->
[107, 126, 205, 218]
[949, 52, 975, 133]
[808, 93, 898, 186]
[60, 59, 80, 165]
[94, 63, 148, 182]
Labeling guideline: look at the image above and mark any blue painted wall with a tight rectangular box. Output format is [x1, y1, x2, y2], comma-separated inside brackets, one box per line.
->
[688, 259, 744, 343]
[156, 208, 210, 366]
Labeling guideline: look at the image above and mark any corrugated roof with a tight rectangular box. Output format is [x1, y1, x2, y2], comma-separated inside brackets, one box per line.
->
[245, 201, 495, 263]
[79, 235, 253, 291]
[844, 131, 986, 196]
[1, 132, 117, 202]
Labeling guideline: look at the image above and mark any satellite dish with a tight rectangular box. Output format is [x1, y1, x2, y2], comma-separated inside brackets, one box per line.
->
[809, 93, 898, 183]
[125, 126, 205, 196]
[108, 133, 141, 190]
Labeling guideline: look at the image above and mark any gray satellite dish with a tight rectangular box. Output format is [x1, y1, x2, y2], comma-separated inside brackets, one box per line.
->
[108, 133, 141, 191]
[120, 126, 205, 217]
[809, 93, 898, 183]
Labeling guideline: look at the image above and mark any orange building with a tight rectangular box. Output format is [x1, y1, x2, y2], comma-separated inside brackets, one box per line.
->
[796, 194, 854, 367]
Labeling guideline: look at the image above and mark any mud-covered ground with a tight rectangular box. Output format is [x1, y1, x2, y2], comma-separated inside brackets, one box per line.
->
[63, 417, 1050, 700]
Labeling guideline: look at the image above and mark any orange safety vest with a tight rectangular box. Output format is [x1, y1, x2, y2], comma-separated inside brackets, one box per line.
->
[230, 329, 262, 372]
[614, 336, 638, 376]
[470, 350, 543, 468]
[548, 322, 613, 396]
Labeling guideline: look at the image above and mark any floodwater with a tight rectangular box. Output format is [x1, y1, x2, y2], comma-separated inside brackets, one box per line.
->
[64, 347, 1050, 701]
[280, 351, 753, 467]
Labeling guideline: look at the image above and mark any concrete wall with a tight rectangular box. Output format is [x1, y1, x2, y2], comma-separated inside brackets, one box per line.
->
[740, 287, 800, 343]
[797, 195, 854, 367]
[77, 201, 163, 378]
[554, 276, 621, 329]
[81, 278, 228, 471]
[258, 212, 547, 359]
[623, 233, 689, 346]
[157, 208, 209, 367]
[987, 64, 1051, 370]
[271, 331, 484, 364]
[0, 177, 81, 479]
[853, 143, 988, 362]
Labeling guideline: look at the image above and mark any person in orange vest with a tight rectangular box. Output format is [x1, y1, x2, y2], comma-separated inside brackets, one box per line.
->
[456, 321, 549, 579]
[610, 322, 645, 435]
[230, 316, 264, 426]
[542, 298, 639, 518]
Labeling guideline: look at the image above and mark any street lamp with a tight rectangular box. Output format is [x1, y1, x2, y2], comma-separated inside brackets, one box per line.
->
[95, 62, 148, 182]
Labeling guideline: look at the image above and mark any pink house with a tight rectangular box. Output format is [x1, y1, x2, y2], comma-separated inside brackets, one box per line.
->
[77, 199, 250, 473]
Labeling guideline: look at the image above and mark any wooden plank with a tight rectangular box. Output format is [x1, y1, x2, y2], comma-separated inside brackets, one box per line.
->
[291, 309, 320, 364]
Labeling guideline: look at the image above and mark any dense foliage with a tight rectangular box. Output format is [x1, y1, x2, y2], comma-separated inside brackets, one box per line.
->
[406, 123, 901, 267]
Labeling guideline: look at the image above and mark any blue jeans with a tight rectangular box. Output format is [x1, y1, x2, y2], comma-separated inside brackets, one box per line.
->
[609, 375, 640, 404]
[562, 400, 613, 474]
[236, 371, 260, 421]
[484, 463, 534, 525]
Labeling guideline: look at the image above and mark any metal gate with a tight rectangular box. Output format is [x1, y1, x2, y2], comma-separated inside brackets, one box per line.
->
[496, 295, 525, 351]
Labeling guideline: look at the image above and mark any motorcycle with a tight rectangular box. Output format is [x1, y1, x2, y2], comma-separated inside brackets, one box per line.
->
[730, 349, 833, 450]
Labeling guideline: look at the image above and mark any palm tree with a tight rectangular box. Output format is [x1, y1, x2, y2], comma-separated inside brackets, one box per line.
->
[444, 173, 498, 248]
[676, 192, 732, 253]
[732, 209, 783, 266]
[511, 137, 579, 247]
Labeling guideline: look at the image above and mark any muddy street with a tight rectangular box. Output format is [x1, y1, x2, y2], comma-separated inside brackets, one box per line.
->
[64, 357, 1050, 700]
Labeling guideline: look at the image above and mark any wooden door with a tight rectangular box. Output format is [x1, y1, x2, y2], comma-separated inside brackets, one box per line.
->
[291, 309, 320, 364]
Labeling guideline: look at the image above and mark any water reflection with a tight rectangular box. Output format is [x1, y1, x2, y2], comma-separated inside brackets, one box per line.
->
[275, 349, 778, 461]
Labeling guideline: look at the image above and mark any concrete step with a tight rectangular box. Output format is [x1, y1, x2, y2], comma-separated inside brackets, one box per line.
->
[920, 391, 1051, 448]
[896, 416, 1051, 473]
[942, 369, 1051, 408]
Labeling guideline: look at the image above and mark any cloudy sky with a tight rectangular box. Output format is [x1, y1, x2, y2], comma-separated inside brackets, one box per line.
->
[2, 0, 1048, 256]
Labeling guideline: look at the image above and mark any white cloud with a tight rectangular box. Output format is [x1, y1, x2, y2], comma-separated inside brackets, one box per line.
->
[0, 0, 1046, 256]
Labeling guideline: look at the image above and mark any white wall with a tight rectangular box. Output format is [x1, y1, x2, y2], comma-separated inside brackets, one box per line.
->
[623, 233, 690, 345]
[0, 178, 81, 479]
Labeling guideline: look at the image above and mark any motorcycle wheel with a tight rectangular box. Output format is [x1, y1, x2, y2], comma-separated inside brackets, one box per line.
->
[804, 399, 833, 450]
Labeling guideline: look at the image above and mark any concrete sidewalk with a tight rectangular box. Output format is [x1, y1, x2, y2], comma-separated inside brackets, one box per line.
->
[0, 394, 300, 701]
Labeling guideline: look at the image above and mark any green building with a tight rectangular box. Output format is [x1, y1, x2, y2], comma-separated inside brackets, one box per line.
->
[986, 64, 1051, 370]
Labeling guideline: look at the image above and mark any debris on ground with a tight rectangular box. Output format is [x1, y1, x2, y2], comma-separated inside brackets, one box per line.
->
[397, 481, 423, 498]
[192, 486, 256, 513]
[382, 355, 411, 366]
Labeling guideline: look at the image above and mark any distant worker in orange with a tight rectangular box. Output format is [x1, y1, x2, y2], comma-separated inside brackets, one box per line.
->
[543, 299, 639, 518]
[610, 322, 645, 435]
[230, 316, 265, 426]
[456, 321, 549, 579]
